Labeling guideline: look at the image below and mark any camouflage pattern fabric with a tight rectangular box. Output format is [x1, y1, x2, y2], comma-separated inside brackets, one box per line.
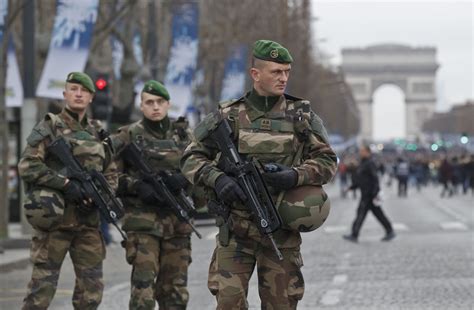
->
[111, 117, 194, 309]
[125, 233, 191, 310]
[18, 108, 118, 230]
[112, 118, 194, 237]
[208, 236, 304, 310]
[279, 185, 331, 232]
[22, 229, 105, 310]
[181, 92, 337, 308]
[23, 188, 65, 231]
[18, 108, 116, 309]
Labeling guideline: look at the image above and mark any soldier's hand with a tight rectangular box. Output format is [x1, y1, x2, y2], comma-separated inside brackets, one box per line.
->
[135, 180, 164, 205]
[214, 175, 247, 205]
[162, 172, 190, 194]
[263, 163, 298, 191]
[64, 179, 85, 205]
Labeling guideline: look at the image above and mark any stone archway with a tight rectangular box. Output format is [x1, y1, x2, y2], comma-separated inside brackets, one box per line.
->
[341, 44, 439, 140]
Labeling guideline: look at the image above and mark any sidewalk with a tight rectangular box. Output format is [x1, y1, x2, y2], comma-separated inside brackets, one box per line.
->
[0, 223, 31, 273]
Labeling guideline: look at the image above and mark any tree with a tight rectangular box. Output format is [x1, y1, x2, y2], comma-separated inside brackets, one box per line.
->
[0, 0, 25, 239]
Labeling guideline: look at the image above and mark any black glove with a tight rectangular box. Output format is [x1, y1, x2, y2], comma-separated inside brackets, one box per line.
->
[64, 179, 94, 213]
[163, 173, 190, 194]
[134, 180, 163, 205]
[64, 179, 85, 205]
[214, 175, 247, 205]
[263, 163, 298, 191]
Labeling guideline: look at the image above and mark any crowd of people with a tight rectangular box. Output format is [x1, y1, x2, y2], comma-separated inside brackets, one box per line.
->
[338, 149, 474, 198]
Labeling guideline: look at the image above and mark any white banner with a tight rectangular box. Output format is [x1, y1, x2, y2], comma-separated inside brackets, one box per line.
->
[164, 3, 199, 118]
[6, 39, 23, 107]
[36, 0, 99, 99]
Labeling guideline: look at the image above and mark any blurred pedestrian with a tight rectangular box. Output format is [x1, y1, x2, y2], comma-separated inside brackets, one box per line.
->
[347, 160, 358, 199]
[339, 160, 348, 198]
[439, 157, 453, 197]
[466, 155, 474, 195]
[396, 158, 409, 197]
[343, 145, 395, 242]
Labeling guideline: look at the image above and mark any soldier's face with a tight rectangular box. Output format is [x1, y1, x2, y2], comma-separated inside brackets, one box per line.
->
[141, 92, 170, 121]
[63, 83, 93, 113]
[252, 61, 291, 96]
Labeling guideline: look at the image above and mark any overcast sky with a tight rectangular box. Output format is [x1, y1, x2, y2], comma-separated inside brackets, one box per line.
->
[311, 0, 473, 139]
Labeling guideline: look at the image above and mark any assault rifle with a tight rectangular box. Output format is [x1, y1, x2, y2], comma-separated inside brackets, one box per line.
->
[47, 137, 127, 243]
[120, 142, 202, 239]
[208, 118, 283, 260]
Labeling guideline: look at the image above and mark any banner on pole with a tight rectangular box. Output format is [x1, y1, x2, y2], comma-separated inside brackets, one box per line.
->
[164, 3, 199, 118]
[220, 45, 247, 101]
[6, 39, 24, 107]
[36, 0, 99, 99]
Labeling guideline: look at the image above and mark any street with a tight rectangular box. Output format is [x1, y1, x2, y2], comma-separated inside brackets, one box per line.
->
[1, 182, 473, 309]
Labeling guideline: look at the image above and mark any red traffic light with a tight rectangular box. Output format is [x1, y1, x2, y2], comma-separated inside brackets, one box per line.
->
[95, 78, 107, 90]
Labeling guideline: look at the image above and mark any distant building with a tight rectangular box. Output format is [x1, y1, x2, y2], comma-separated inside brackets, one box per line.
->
[422, 100, 474, 135]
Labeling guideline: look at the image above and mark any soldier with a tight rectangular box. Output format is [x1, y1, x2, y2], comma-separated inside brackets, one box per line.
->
[181, 40, 337, 309]
[18, 72, 117, 309]
[112, 80, 193, 310]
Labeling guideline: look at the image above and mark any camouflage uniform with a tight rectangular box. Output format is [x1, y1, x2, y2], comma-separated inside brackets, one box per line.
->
[18, 108, 117, 310]
[112, 116, 193, 310]
[181, 90, 337, 309]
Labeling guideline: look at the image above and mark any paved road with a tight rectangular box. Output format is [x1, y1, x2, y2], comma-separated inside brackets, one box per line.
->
[1, 182, 473, 309]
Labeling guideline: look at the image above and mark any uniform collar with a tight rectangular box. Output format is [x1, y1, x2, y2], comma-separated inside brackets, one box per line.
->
[244, 89, 286, 121]
[143, 115, 170, 136]
[61, 108, 93, 131]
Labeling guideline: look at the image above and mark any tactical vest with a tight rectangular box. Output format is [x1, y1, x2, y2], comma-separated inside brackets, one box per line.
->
[118, 119, 193, 237]
[122, 119, 189, 174]
[27, 111, 108, 229]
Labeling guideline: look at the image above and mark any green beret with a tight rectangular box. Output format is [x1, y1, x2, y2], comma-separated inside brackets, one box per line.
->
[66, 72, 95, 93]
[253, 40, 293, 64]
[142, 80, 170, 100]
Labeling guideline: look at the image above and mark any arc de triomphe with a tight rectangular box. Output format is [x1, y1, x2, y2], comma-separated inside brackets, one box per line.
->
[341, 44, 438, 140]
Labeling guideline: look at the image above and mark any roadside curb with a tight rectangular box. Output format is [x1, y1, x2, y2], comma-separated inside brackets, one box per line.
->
[0, 256, 30, 273]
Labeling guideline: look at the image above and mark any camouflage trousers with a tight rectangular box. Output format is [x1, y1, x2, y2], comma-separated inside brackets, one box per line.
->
[125, 233, 192, 310]
[22, 228, 106, 310]
[208, 234, 304, 310]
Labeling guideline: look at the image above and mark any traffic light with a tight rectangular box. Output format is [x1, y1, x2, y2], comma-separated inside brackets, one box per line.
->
[460, 132, 469, 144]
[91, 74, 110, 120]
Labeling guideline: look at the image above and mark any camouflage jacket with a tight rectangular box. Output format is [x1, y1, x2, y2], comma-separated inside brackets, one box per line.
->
[18, 108, 118, 229]
[181, 92, 338, 248]
[112, 116, 194, 238]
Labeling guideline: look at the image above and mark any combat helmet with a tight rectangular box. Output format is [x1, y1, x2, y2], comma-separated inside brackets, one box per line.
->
[23, 188, 65, 231]
[278, 185, 330, 232]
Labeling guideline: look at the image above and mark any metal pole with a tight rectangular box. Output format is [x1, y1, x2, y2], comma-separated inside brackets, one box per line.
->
[20, 0, 36, 235]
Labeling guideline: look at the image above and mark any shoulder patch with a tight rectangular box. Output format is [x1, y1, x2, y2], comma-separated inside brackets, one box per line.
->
[193, 112, 221, 141]
[310, 111, 330, 143]
[26, 120, 53, 147]
[218, 96, 244, 109]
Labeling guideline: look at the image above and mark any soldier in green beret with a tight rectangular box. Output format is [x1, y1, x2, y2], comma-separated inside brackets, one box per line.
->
[181, 40, 338, 309]
[111, 80, 195, 309]
[18, 72, 118, 309]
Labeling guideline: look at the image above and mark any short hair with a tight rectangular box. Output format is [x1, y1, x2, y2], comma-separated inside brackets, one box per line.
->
[251, 57, 266, 69]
